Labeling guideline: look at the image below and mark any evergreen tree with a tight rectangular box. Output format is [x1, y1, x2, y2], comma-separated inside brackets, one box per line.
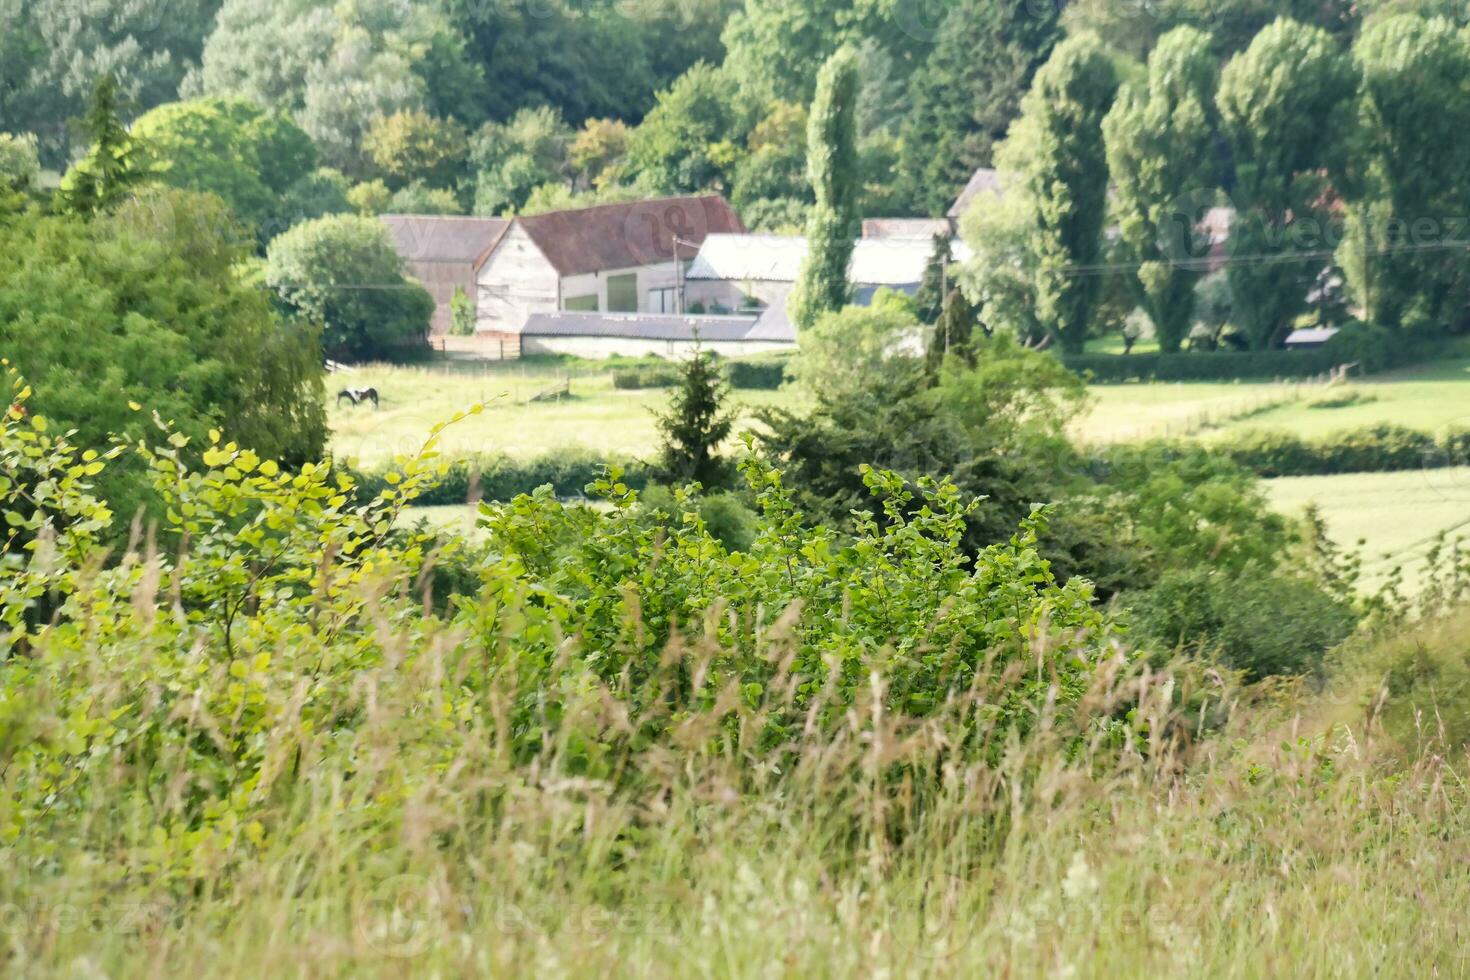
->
[654, 348, 735, 489]
[790, 47, 860, 333]
[899, 0, 1060, 217]
[925, 287, 982, 378]
[1103, 27, 1220, 353]
[914, 234, 953, 326]
[1013, 35, 1120, 354]
[1217, 19, 1354, 348]
[57, 75, 142, 215]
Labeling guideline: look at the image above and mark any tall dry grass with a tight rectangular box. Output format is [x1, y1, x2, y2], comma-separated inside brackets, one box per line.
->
[5, 596, 1469, 977]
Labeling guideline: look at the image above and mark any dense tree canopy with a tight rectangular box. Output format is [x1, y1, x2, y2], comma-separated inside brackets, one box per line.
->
[898, 0, 1060, 217]
[265, 214, 434, 361]
[1339, 14, 1470, 334]
[1103, 27, 1220, 353]
[0, 186, 324, 516]
[1217, 18, 1354, 348]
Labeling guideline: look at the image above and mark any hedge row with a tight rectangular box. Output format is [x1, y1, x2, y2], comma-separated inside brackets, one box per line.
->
[1062, 349, 1348, 382]
[611, 354, 792, 391]
[347, 449, 649, 506]
[1212, 424, 1470, 477]
[1099, 425, 1470, 479]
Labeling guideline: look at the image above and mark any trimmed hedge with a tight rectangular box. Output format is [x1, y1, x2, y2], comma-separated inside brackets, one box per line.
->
[1100, 425, 1470, 479]
[1063, 349, 1346, 382]
[1212, 424, 1467, 477]
[347, 449, 649, 506]
[612, 354, 793, 391]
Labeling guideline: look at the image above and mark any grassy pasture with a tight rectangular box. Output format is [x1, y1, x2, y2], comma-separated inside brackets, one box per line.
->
[1267, 467, 1470, 591]
[328, 361, 806, 468]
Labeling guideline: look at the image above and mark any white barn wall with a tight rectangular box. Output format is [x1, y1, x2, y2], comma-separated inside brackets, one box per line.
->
[475, 224, 559, 333]
[521, 335, 795, 360]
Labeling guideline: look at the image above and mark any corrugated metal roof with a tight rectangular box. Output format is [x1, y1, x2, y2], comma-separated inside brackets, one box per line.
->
[687, 234, 972, 287]
[380, 215, 510, 265]
[521, 312, 794, 344]
[862, 218, 954, 239]
[1284, 327, 1339, 345]
[516, 195, 745, 276]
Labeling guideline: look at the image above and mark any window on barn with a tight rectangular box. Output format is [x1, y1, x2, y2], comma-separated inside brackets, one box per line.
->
[648, 286, 676, 313]
[564, 294, 598, 311]
[607, 273, 638, 312]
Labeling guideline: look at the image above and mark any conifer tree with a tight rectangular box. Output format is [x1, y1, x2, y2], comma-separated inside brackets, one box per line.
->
[654, 348, 734, 489]
[58, 75, 142, 215]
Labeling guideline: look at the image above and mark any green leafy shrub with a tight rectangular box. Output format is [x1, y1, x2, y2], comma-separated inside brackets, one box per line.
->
[1211, 424, 1449, 477]
[725, 354, 792, 389]
[611, 362, 682, 389]
[1063, 349, 1346, 382]
[349, 449, 650, 506]
[1125, 566, 1358, 680]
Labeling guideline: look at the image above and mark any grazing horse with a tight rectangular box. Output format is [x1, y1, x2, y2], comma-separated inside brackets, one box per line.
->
[337, 387, 379, 408]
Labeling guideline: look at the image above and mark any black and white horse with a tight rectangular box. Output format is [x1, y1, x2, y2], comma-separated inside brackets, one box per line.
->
[337, 387, 380, 408]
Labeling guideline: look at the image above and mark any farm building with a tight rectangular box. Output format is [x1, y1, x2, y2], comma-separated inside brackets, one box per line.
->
[519, 311, 795, 360]
[381, 195, 745, 341]
[380, 215, 510, 336]
[683, 233, 974, 322]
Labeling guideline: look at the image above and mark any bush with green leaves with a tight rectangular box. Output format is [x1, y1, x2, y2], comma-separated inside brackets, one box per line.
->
[0, 188, 325, 521]
[265, 214, 434, 361]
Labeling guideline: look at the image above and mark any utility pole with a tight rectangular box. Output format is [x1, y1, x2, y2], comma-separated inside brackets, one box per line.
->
[673, 235, 700, 315]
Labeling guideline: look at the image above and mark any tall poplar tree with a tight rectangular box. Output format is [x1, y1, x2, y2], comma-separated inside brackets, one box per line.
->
[1012, 34, 1119, 354]
[790, 46, 860, 333]
[1103, 27, 1221, 353]
[1217, 18, 1354, 348]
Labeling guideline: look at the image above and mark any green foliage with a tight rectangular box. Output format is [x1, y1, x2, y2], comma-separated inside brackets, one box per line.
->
[653, 351, 736, 489]
[364, 108, 468, 191]
[1208, 424, 1460, 477]
[349, 449, 651, 507]
[471, 107, 572, 216]
[0, 188, 325, 519]
[1126, 566, 1358, 679]
[720, 0, 864, 106]
[790, 302, 920, 400]
[0, 0, 222, 164]
[899, 0, 1061, 216]
[789, 47, 861, 333]
[1339, 15, 1470, 334]
[1010, 35, 1120, 354]
[57, 75, 143, 215]
[0, 133, 40, 193]
[449, 286, 475, 337]
[1063, 349, 1359, 382]
[625, 64, 741, 196]
[1103, 27, 1220, 353]
[265, 214, 433, 362]
[385, 181, 464, 216]
[914, 234, 953, 326]
[1217, 19, 1356, 348]
[127, 97, 317, 235]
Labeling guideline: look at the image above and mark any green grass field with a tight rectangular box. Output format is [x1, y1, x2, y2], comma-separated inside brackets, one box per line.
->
[329, 361, 806, 468]
[1266, 467, 1470, 591]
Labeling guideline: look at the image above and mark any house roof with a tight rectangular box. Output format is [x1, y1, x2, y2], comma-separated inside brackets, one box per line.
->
[1284, 327, 1339, 345]
[687, 234, 972, 287]
[948, 167, 1005, 220]
[515, 195, 745, 277]
[862, 218, 953, 239]
[521, 311, 793, 344]
[380, 215, 511, 266]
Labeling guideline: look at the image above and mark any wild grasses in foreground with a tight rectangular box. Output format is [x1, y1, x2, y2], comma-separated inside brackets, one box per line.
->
[2, 376, 1469, 977]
